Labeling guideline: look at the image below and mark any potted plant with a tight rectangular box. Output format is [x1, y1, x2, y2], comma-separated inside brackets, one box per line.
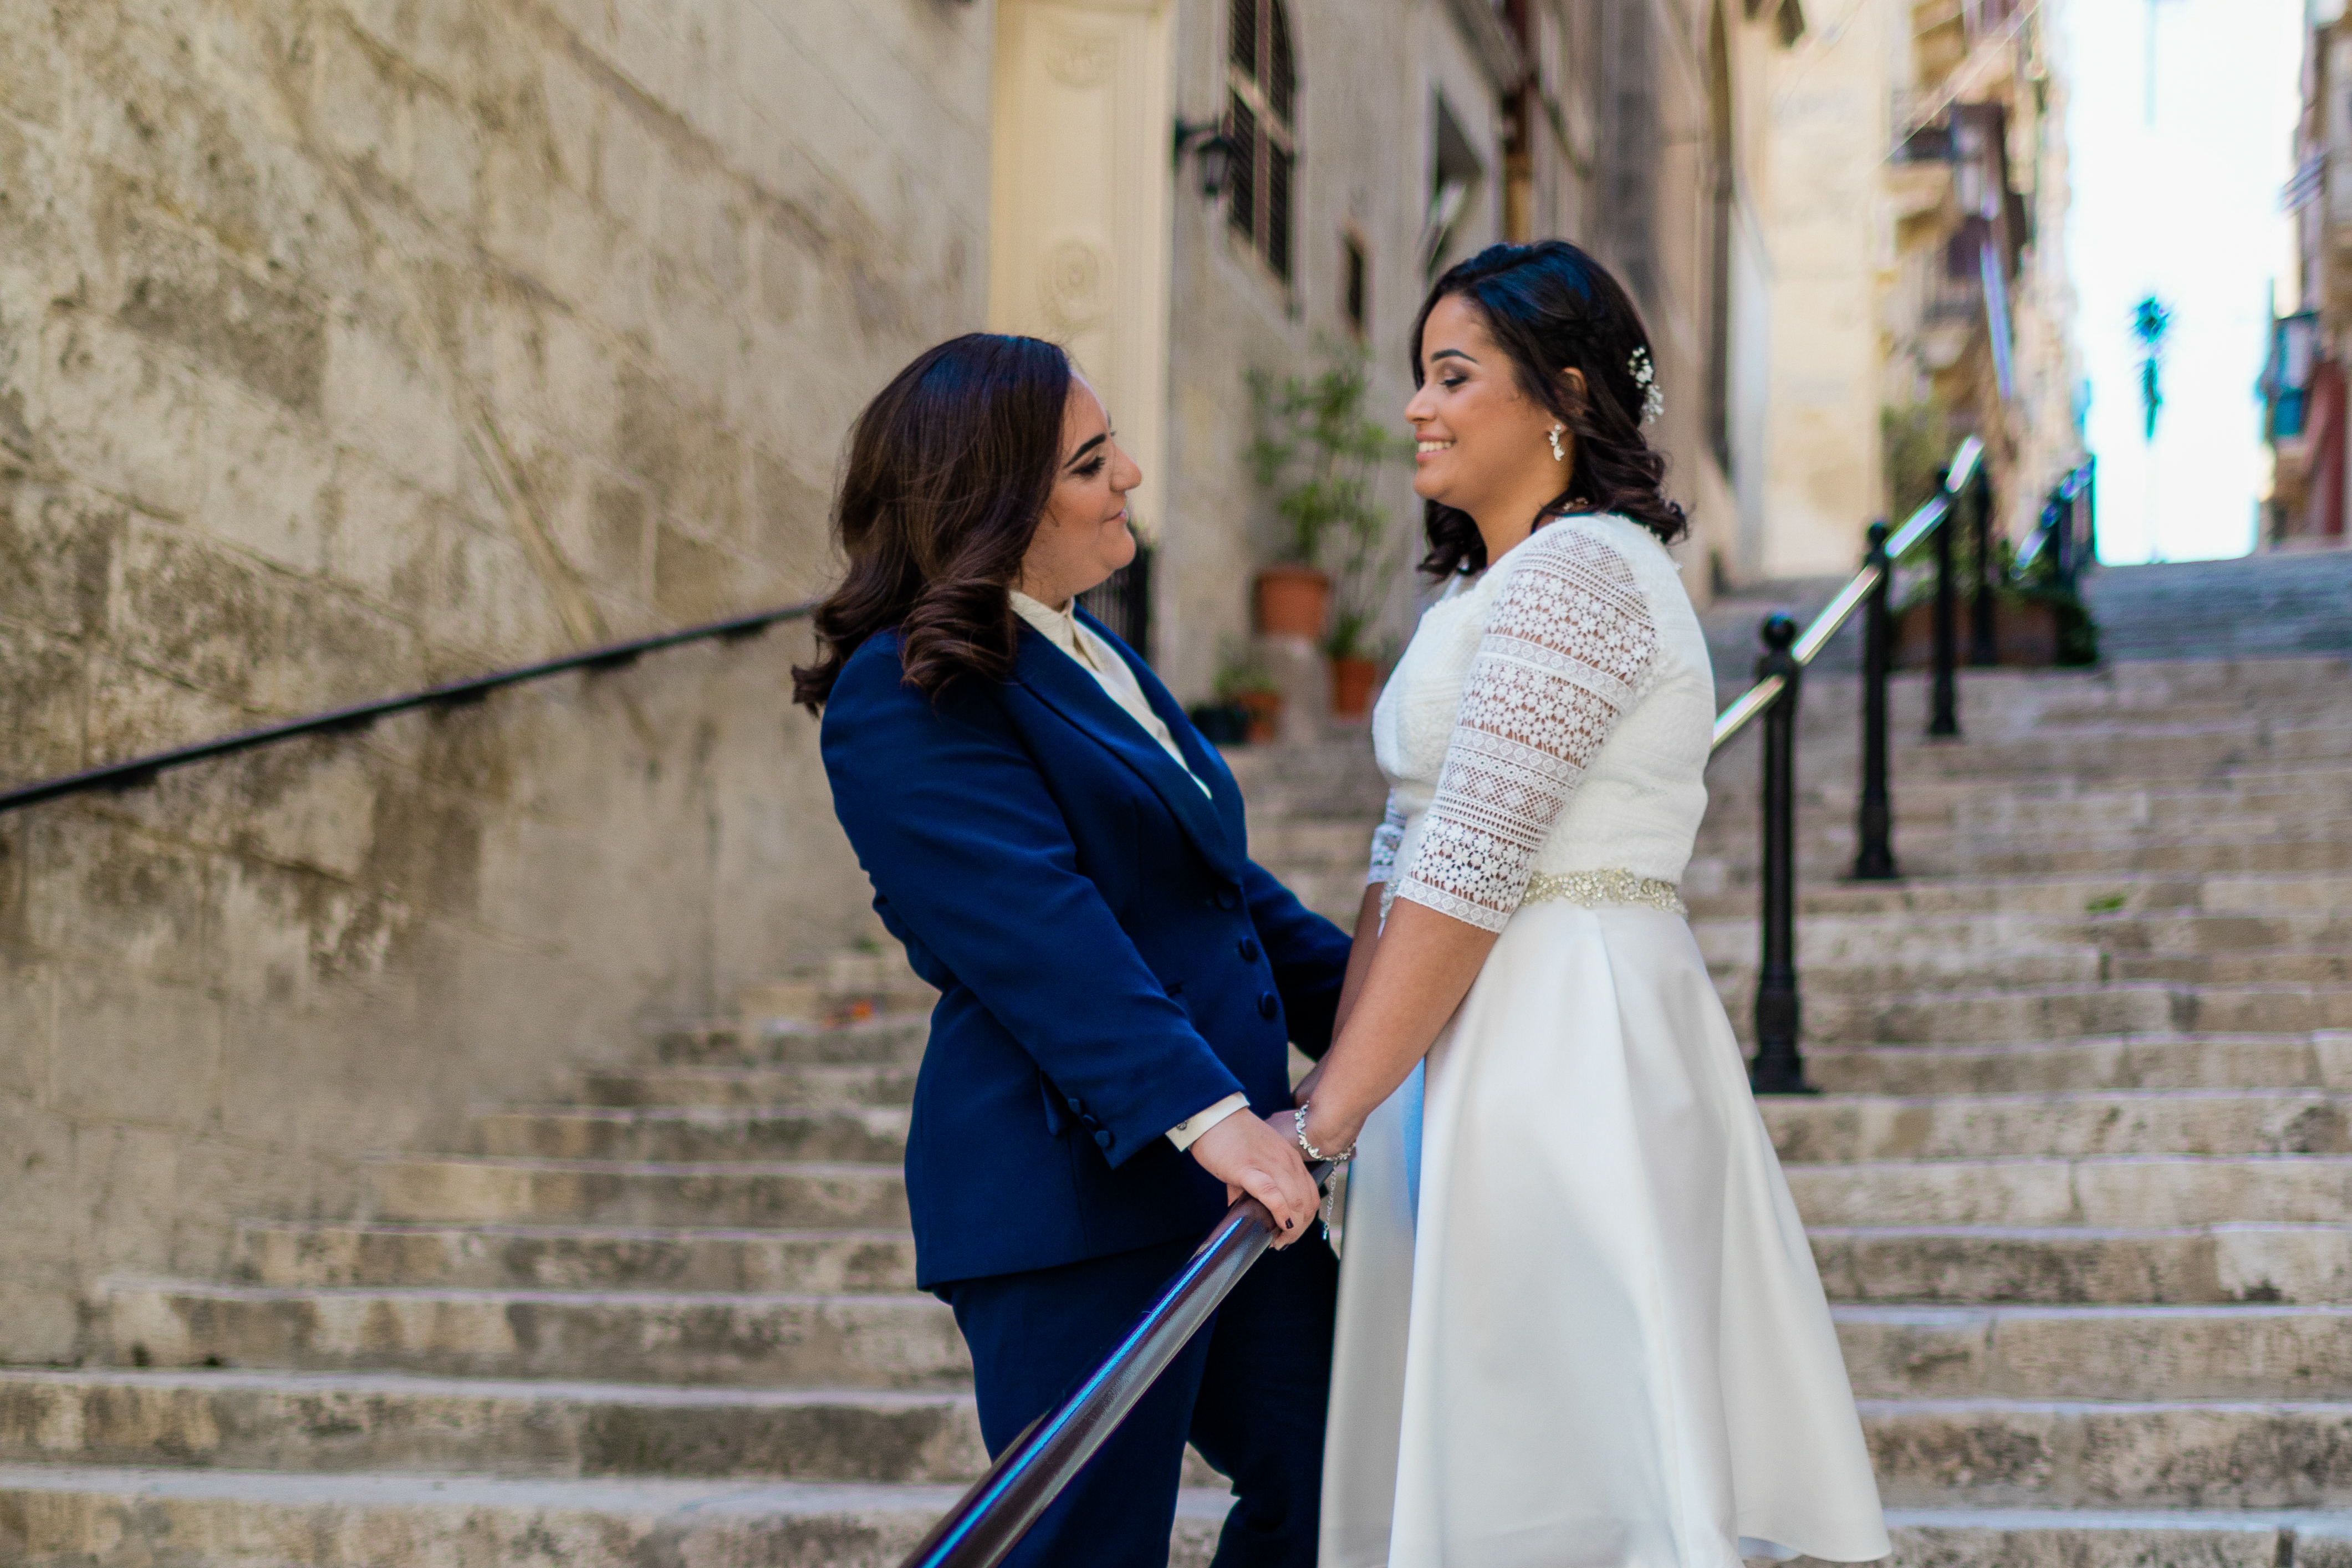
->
[1196, 645, 1282, 745]
[1246, 354, 1407, 641]
[1325, 610, 1383, 719]
[1891, 527, 2099, 668]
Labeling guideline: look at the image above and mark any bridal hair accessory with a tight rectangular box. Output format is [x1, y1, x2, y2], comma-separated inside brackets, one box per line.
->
[1628, 346, 1664, 427]
[1547, 423, 1567, 462]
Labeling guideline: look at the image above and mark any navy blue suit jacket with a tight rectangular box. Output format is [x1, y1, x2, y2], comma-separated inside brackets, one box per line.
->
[820, 614, 1353, 1288]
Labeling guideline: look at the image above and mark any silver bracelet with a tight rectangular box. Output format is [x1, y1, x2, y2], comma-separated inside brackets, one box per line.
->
[1294, 1102, 1355, 1164]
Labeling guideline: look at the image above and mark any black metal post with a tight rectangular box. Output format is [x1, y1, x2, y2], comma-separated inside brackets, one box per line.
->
[1752, 614, 1814, 1095]
[1929, 467, 1961, 738]
[2057, 466, 2085, 594]
[1854, 522, 1898, 882]
[2083, 456, 2098, 566]
[1969, 462, 1998, 667]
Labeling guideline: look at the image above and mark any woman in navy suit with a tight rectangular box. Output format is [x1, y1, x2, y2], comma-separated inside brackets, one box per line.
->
[794, 334, 1354, 1567]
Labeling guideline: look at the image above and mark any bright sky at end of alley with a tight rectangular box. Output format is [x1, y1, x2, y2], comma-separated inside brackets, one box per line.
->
[2061, 0, 2302, 564]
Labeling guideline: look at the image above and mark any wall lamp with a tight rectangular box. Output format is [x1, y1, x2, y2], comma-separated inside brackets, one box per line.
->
[1173, 118, 1243, 200]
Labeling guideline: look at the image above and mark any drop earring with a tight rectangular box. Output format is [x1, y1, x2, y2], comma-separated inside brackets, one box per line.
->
[1547, 423, 1567, 462]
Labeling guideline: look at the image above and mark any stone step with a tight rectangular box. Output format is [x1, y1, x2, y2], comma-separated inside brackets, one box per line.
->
[364, 1157, 909, 1229]
[1693, 804, 2352, 857]
[1807, 1032, 2352, 1096]
[1834, 1304, 2352, 1400]
[100, 1279, 966, 1390]
[475, 1107, 910, 1164]
[1786, 1155, 2352, 1228]
[14, 1469, 2352, 1568]
[0, 1368, 984, 1483]
[1688, 871, 2352, 925]
[1734, 948, 2352, 996]
[1710, 950, 2111, 998]
[16, 1372, 2352, 1516]
[231, 1221, 917, 1293]
[652, 1014, 930, 1068]
[578, 1063, 918, 1109]
[0, 1464, 1234, 1568]
[1863, 1397, 2352, 1509]
[1784, 979, 2352, 1048]
[1696, 908, 2352, 967]
[1965, 840, 2352, 878]
[1855, 1508, 2352, 1568]
[1703, 940, 2352, 1000]
[1913, 724, 2352, 780]
[1701, 753, 2352, 808]
[1812, 1224, 2352, 1306]
[1764, 1090, 2352, 1162]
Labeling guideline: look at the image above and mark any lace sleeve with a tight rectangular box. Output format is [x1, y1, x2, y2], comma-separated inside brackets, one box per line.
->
[1366, 792, 1407, 886]
[1393, 527, 1659, 932]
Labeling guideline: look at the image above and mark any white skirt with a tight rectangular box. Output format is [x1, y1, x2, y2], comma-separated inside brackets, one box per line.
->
[1319, 902, 1890, 1568]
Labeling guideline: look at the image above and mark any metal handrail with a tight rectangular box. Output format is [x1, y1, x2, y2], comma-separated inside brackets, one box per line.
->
[900, 1166, 1331, 1568]
[1710, 435, 1983, 753]
[0, 600, 820, 816]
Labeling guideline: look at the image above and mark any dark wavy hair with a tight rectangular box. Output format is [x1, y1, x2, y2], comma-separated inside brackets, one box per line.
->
[1412, 241, 1688, 578]
[792, 334, 1073, 713]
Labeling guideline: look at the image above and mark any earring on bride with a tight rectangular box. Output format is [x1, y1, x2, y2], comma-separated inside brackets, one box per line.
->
[1546, 423, 1567, 462]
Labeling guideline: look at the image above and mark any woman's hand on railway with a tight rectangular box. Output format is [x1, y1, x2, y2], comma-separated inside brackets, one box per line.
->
[1188, 1110, 1320, 1247]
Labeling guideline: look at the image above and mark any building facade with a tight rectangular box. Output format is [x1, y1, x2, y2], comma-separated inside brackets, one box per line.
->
[0, 0, 1810, 1358]
[1750, 0, 2081, 578]
[2263, 0, 2352, 549]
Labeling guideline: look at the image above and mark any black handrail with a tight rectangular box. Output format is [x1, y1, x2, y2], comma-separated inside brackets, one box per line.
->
[1712, 436, 1986, 1094]
[1710, 434, 1983, 752]
[0, 600, 820, 816]
[2017, 456, 2096, 591]
[901, 1166, 1330, 1568]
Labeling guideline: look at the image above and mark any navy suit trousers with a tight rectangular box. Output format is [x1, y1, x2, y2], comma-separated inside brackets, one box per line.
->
[940, 1234, 1339, 1568]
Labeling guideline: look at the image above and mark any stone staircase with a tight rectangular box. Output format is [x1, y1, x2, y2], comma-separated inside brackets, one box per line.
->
[0, 954, 1238, 1565]
[1240, 645, 2352, 1564]
[8, 589, 2352, 1566]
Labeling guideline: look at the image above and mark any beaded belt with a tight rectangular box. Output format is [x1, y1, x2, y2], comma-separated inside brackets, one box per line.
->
[1380, 869, 1686, 923]
[1523, 869, 1688, 916]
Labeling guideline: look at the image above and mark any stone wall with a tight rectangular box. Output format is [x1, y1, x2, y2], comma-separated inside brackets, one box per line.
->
[1157, 0, 1502, 708]
[0, 0, 989, 1362]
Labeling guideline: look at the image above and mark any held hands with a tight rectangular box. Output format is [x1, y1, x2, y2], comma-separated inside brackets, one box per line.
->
[1187, 1110, 1321, 1248]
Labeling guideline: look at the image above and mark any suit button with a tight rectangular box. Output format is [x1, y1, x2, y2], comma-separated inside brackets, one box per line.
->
[1067, 1097, 1084, 1114]
[1258, 992, 1279, 1020]
[1238, 937, 1261, 963]
[1216, 888, 1240, 910]
[1093, 1129, 1115, 1150]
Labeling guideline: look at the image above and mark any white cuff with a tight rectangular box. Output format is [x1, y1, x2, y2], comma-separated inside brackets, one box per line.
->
[1166, 1092, 1251, 1151]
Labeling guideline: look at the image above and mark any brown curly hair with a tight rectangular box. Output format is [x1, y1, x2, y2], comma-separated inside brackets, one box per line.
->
[1412, 241, 1690, 579]
[792, 334, 1073, 713]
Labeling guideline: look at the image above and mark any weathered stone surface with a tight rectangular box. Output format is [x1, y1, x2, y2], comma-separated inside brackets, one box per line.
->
[0, 1370, 985, 1483]
[0, 0, 976, 1367]
[0, 1466, 1238, 1568]
[364, 1156, 910, 1230]
[1812, 1223, 2352, 1305]
[100, 1279, 968, 1389]
[231, 1220, 919, 1295]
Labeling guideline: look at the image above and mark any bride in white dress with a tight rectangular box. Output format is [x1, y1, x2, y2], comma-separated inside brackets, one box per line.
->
[1276, 242, 1889, 1568]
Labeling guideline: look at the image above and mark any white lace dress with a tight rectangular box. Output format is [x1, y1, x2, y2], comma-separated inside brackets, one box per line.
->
[1319, 514, 1889, 1568]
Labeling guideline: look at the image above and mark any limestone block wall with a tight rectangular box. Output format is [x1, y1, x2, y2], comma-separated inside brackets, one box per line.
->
[1159, 0, 1496, 705]
[0, 0, 988, 1362]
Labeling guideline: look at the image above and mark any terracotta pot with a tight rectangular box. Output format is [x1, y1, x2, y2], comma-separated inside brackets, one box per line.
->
[1329, 655, 1380, 719]
[1254, 565, 1331, 639]
[1894, 597, 2064, 668]
[1235, 688, 1283, 745]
